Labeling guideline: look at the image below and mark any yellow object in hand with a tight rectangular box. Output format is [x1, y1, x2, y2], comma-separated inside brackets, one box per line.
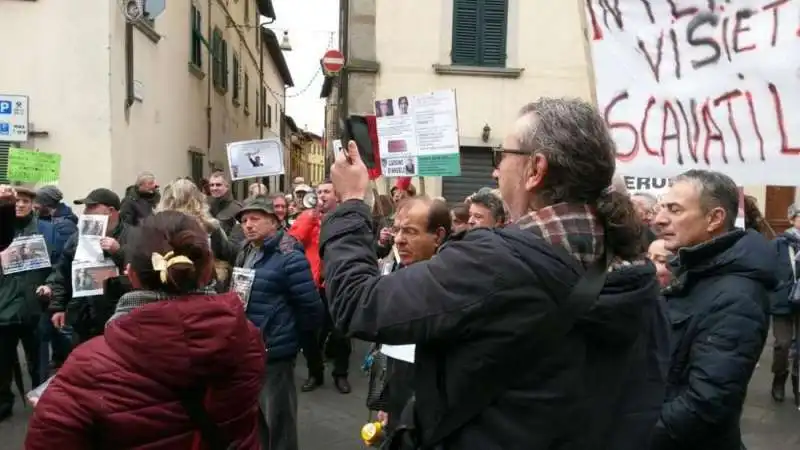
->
[361, 421, 385, 447]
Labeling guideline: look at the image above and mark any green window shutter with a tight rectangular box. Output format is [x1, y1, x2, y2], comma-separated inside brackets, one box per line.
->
[0, 142, 9, 184]
[233, 56, 240, 101]
[480, 0, 508, 67]
[222, 40, 229, 91]
[190, 5, 203, 68]
[212, 29, 221, 87]
[451, 0, 479, 65]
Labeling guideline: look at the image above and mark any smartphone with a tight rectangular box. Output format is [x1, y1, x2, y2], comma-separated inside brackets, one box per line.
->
[342, 116, 377, 170]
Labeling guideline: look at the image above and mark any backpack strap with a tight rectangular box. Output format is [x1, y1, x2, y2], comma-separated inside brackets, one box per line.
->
[422, 246, 610, 448]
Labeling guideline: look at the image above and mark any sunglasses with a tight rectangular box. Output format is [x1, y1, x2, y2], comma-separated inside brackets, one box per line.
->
[492, 146, 533, 168]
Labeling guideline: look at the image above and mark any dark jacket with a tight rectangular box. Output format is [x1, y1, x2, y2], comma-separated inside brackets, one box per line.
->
[38, 205, 78, 259]
[50, 203, 79, 224]
[579, 263, 670, 450]
[320, 200, 667, 450]
[769, 230, 799, 316]
[652, 230, 774, 450]
[0, 214, 57, 326]
[47, 220, 131, 336]
[0, 202, 14, 252]
[120, 187, 158, 227]
[209, 194, 242, 236]
[235, 231, 324, 360]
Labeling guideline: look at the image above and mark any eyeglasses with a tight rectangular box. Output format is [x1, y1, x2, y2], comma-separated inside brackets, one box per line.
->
[492, 146, 533, 168]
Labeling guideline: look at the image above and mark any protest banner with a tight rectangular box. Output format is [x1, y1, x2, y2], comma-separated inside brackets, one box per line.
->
[585, 0, 800, 185]
[7, 149, 61, 184]
[226, 138, 285, 181]
[624, 175, 671, 196]
[375, 89, 461, 177]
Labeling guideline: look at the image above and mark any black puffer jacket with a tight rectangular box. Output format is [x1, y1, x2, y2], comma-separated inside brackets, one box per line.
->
[120, 186, 159, 227]
[579, 263, 670, 450]
[651, 230, 775, 450]
[321, 200, 668, 450]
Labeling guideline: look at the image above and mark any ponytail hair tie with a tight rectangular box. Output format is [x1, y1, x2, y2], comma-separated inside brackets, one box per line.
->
[151, 251, 194, 284]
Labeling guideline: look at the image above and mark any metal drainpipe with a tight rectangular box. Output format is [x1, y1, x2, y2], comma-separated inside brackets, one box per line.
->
[124, 23, 135, 115]
[339, 0, 350, 127]
[205, 0, 213, 172]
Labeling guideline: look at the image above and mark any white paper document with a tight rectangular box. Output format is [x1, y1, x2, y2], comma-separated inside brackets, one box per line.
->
[380, 344, 416, 363]
[231, 267, 256, 308]
[75, 215, 108, 262]
[0, 235, 51, 275]
[72, 259, 119, 298]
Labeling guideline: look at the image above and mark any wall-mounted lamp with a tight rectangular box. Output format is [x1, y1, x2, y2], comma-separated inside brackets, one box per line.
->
[279, 30, 293, 51]
[481, 124, 491, 143]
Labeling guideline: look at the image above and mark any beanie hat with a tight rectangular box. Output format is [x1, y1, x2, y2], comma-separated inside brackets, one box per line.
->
[35, 185, 63, 208]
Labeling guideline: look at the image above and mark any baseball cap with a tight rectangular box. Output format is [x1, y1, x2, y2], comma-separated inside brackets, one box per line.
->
[236, 196, 277, 221]
[74, 188, 121, 210]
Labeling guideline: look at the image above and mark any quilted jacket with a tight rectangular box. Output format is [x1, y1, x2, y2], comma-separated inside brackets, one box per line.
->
[25, 291, 265, 450]
[236, 231, 324, 360]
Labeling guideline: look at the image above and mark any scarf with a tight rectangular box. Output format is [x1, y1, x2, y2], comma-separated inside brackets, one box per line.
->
[514, 202, 604, 269]
[107, 285, 218, 326]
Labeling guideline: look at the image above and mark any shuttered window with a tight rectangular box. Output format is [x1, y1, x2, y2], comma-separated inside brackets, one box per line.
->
[0, 142, 9, 184]
[451, 0, 508, 67]
[190, 4, 203, 69]
[441, 147, 496, 205]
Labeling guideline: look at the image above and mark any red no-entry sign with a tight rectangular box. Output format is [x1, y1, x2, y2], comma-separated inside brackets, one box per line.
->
[321, 49, 345, 75]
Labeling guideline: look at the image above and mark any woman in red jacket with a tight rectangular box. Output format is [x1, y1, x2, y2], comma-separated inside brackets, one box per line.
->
[25, 210, 266, 450]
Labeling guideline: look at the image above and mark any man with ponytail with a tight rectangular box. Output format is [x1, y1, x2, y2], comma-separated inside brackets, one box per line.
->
[321, 97, 667, 450]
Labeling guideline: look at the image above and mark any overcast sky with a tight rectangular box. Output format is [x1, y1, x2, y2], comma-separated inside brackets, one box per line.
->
[269, 0, 339, 135]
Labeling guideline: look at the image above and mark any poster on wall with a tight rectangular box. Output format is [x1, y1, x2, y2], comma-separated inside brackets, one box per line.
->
[584, 1, 800, 186]
[374, 89, 462, 177]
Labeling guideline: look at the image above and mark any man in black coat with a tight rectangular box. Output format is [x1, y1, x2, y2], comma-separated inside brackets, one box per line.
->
[37, 189, 131, 345]
[0, 185, 16, 251]
[321, 98, 668, 450]
[651, 170, 775, 450]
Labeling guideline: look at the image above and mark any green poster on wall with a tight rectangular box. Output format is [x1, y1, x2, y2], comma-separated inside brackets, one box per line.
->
[7, 148, 61, 184]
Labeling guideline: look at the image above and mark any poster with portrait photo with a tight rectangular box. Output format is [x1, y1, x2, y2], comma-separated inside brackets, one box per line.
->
[231, 267, 256, 308]
[0, 235, 51, 275]
[75, 215, 108, 262]
[381, 156, 418, 177]
[72, 259, 119, 298]
[375, 89, 461, 177]
[374, 99, 395, 118]
[226, 138, 285, 181]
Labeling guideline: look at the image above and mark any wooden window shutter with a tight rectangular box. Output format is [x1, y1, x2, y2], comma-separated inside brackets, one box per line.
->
[480, 0, 508, 67]
[451, 0, 480, 65]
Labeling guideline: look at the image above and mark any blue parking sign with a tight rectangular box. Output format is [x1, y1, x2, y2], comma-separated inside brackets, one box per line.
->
[0, 101, 11, 115]
[0, 123, 9, 135]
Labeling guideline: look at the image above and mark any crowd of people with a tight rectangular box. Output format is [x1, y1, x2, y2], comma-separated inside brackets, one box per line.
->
[0, 96, 792, 450]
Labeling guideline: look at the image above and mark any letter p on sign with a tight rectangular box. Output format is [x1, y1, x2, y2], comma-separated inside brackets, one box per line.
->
[0, 101, 11, 115]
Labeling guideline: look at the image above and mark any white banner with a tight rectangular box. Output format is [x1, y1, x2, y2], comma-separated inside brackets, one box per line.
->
[586, 1, 800, 185]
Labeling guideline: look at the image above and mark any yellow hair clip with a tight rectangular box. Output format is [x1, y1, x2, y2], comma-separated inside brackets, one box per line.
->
[151, 251, 194, 284]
